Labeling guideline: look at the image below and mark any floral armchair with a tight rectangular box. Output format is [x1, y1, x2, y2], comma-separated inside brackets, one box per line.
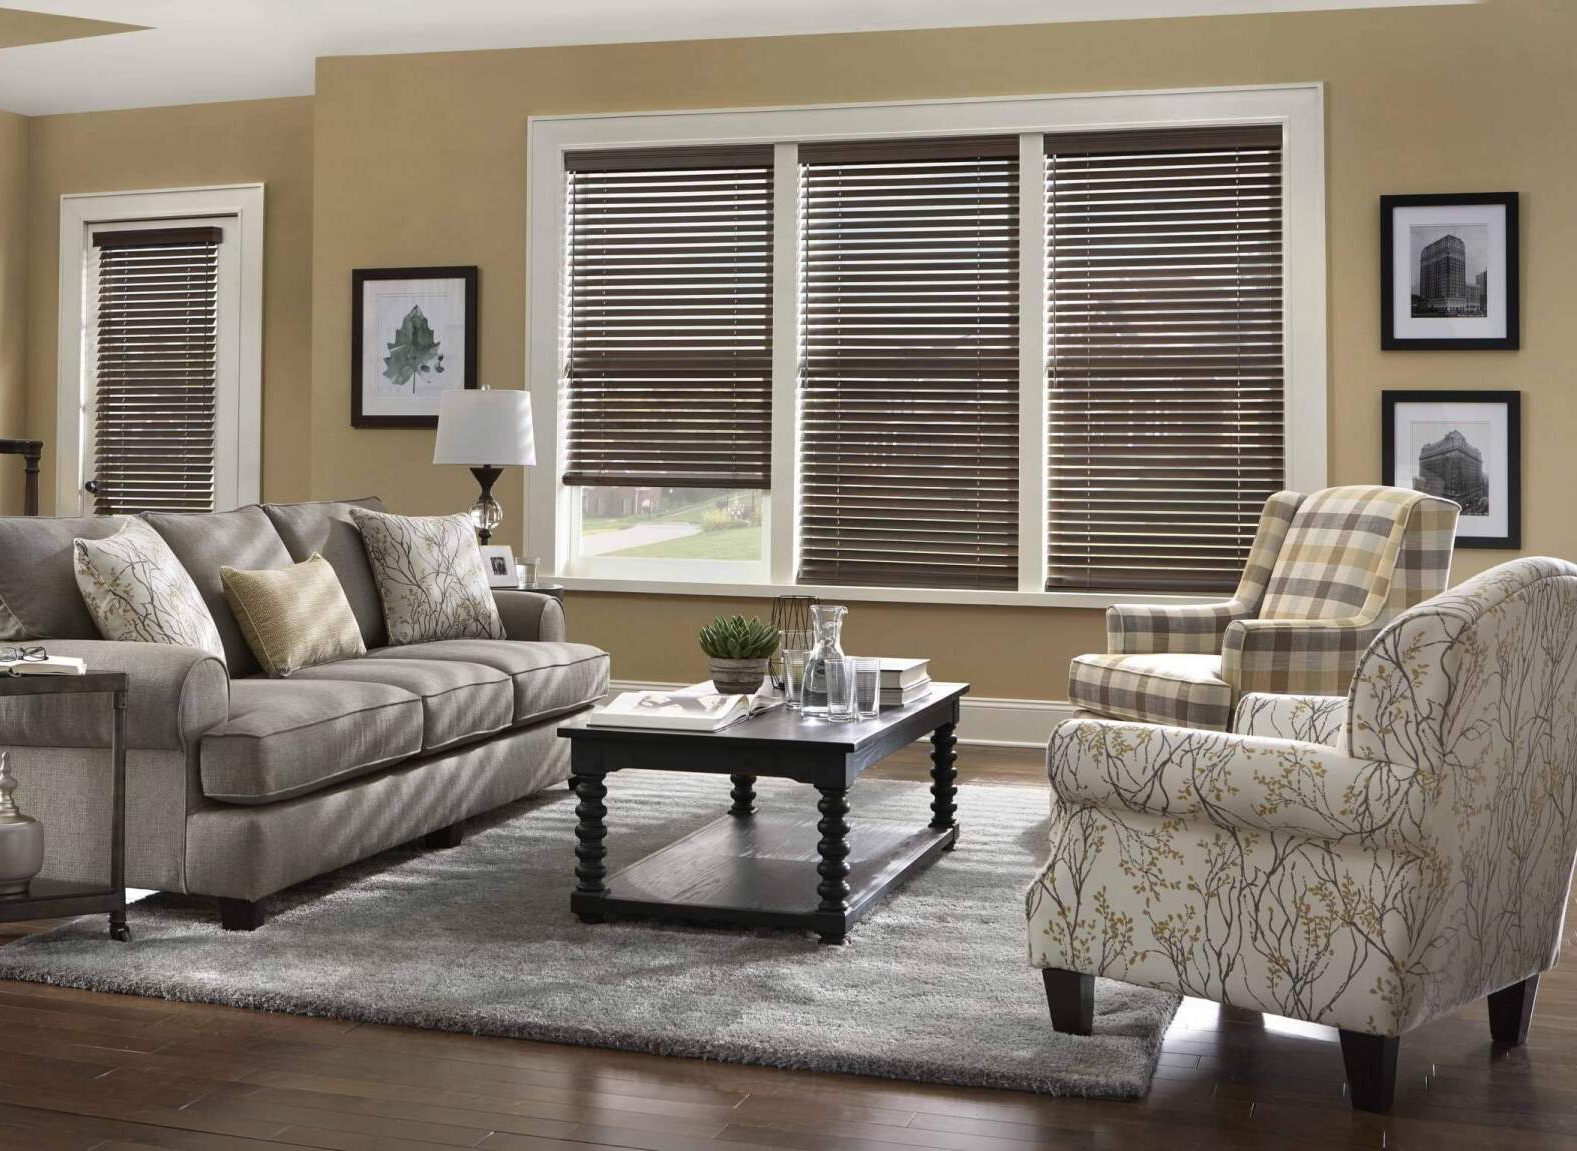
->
[1028, 558, 1577, 1112]
[1068, 486, 1459, 731]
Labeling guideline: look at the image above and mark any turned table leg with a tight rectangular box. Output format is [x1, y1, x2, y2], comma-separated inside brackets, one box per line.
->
[729, 773, 758, 818]
[929, 720, 959, 847]
[573, 772, 609, 921]
[815, 785, 851, 944]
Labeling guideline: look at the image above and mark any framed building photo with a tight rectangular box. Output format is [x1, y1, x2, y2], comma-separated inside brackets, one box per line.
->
[1382, 390, 1521, 549]
[351, 266, 479, 427]
[1380, 193, 1518, 350]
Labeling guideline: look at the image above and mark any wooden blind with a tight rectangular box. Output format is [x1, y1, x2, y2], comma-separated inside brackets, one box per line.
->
[562, 146, 773, 488]
[91, 226, 223, 515]
[1044, 126, 1284, 592]
[798, 137, 1020, 590]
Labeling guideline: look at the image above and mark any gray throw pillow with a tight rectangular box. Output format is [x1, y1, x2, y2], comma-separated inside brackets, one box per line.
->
[349, 509, 505, 646]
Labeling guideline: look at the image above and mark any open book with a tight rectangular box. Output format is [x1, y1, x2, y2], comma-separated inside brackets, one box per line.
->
[0, 655, 87, 677]
[589, 683, 784, 732]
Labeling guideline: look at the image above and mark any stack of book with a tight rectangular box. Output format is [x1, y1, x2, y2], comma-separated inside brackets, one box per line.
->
[879, 658, 931, 707]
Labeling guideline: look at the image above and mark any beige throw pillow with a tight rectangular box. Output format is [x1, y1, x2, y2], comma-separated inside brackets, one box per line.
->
[221, 554, 367, 677]
[349, 509, 506, 646]
[73, 519, 227, 662]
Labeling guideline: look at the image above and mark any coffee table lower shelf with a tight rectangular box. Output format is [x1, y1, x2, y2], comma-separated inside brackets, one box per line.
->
[571, 811, 958, 944]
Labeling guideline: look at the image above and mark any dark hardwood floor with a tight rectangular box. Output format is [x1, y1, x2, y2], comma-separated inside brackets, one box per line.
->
[0, 743, 1572, 1150]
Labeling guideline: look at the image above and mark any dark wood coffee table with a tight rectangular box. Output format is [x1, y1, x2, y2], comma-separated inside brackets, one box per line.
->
[556, 682, 968, 944]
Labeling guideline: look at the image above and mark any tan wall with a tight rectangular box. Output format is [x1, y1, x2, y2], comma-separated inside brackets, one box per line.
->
[25, 96, 314, 510]
[308, 0, 1577, 698]
[0, 111, 26, 515]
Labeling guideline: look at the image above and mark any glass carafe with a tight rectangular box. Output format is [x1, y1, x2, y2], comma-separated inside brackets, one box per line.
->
[799, 604, 848, 717]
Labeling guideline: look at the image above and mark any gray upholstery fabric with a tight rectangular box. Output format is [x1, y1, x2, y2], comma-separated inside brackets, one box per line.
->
[0, 515, 129, 639]
[367, 640, 608, 724]
[291, 658, 512, 752]
[0, 746, 191, 892]
[493, 590, 565, 643]
[184, 719, 571, 900]
[262, 498, 388, 651]
[0, 639, 228, 751]
[144, 507, 295, 678]
[201, 679, 422, 804]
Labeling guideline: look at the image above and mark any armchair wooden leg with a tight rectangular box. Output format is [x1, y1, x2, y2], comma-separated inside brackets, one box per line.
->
[1339, 1030, 1399, 1113]
[1042, 968, 1094, 1036]
[217, 898, 265, 932]
[1488, 973, 1539, 1045]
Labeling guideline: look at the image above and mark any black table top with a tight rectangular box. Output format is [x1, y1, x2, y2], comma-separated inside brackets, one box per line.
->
[0, 671, 127, 697]
[559, 681, 968, 753]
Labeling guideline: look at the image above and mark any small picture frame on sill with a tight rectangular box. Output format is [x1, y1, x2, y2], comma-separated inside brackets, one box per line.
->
[1381, 389, 1521, 549]
[351, 266, 479, 428]
[479, 545, 518, 588]
[1380, 193, 1519, 350]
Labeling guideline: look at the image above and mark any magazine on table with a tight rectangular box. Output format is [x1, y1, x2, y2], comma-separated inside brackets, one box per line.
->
[589, 682, 785, 732]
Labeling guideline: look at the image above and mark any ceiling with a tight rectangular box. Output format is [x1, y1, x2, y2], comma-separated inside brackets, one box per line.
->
[0, 0, 1476, 117]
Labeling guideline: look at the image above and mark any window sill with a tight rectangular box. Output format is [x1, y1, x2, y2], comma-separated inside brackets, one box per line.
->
[552, 575, 1217, 611]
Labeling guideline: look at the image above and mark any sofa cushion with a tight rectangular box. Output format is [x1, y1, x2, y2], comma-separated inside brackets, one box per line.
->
[366, 640, 608, 724]
[291, 658, 511, 752]
[1068, 652, 1233, 732]
[262, 498, 388, 651]
[221, 555, 366, 677]
[201, 679, 423, 804]
[144, 506, 295, 677]
[0, 515, 129, 640]
[74, 519, 227, 662]
[350, 509, 505, 646]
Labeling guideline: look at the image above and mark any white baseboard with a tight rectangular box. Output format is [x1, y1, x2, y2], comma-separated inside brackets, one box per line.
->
[605, 680, 1073, 748]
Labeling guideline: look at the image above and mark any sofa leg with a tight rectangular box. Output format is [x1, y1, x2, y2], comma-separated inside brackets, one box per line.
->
[217, 898, 265, 932]
[1339, 1030, 1399, 1113]
[1488, 973, 1539, 1045]
[423, 821, 465, 850]
[1042, 968, 1094, 1036]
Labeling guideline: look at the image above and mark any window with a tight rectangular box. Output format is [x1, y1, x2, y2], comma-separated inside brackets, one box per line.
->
[798, 138, 1020, 590]
[88, 226, 223, 514]
[57, 185, 263, 517]
[1045, 128, 1285, 592]
[528, 87, 1326, 603]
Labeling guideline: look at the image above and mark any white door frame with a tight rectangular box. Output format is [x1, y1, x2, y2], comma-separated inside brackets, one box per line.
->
[56, 183, 264, 516]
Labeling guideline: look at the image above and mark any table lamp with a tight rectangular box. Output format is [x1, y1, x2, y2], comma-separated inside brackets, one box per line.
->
[432, 387, 536, 544]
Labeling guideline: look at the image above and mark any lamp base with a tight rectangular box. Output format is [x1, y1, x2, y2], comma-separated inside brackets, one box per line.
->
[468, 465, 504, 544]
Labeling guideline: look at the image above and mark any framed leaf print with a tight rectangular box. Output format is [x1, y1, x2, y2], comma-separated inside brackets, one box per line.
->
[352, 266, 478, 428]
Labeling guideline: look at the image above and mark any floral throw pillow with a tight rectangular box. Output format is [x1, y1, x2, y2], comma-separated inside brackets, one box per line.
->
[73, 519, 227, 663]
[349, 509, 505, 646]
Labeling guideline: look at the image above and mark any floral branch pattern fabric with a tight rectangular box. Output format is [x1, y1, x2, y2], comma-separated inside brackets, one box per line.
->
[73, 519, 226, 662]
[1029, 557, 1577, 1037]
[351, 509, 505, 646]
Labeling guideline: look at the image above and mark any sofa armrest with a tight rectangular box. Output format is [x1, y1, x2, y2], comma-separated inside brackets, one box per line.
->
[1233, 692, 1348, 749]
[493, 591, 565, 643]
[1105, 600, 1249, 655]
[1220, 617, 1383, 697]
[0, 640, 228, 752]
[1047, 717, 1428, 850]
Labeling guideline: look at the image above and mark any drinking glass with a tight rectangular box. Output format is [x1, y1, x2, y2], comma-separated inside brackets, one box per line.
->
[851, 657, 881, 719]
[781, 643, 811, 711]
[520, 558, 541, 588]
[824, 657, 857, 723]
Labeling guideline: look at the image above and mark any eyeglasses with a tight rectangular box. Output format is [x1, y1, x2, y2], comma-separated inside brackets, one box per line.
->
[0, 647, 46, 663]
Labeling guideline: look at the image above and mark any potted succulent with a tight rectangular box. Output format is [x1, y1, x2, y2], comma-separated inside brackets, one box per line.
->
[698, 615, 779, 695]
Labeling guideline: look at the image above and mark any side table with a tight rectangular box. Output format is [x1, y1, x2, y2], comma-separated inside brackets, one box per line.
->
[0, 672, 129, 941]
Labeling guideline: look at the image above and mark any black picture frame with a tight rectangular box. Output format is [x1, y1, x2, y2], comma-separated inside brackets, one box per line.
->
[1380, 192, 1519, 351]
[351, 266, 479, 428]
[1381, 389, 1521, 549]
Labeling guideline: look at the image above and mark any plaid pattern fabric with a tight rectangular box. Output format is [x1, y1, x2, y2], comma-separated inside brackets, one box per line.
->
[1259, 487, 1441, 622]
[1067, 652, 1233, 731]
[1104, 491, 1305, 654]
[1222, 494, 1460, 697]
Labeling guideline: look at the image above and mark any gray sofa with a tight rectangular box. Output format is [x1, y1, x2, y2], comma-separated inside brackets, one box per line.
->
[0, 498, 609, 929]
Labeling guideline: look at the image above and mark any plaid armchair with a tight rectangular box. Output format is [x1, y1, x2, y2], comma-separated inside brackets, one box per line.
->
[1029, 558, 1577, 1112]
[1067, 486, 1459, 731]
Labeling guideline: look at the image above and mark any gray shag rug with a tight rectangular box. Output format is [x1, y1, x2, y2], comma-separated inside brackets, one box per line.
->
[0, 773, 1178, 1097]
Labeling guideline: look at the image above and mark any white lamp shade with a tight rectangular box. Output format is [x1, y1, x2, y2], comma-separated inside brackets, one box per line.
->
[432, 388, 537, 467]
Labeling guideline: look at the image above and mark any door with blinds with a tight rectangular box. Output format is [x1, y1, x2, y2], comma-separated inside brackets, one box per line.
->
[83, 220, 238, 515]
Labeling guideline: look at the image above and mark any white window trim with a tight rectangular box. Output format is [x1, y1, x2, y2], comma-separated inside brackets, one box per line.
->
[57, 184, 264, 516]
[526, 84, 1327, 608]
